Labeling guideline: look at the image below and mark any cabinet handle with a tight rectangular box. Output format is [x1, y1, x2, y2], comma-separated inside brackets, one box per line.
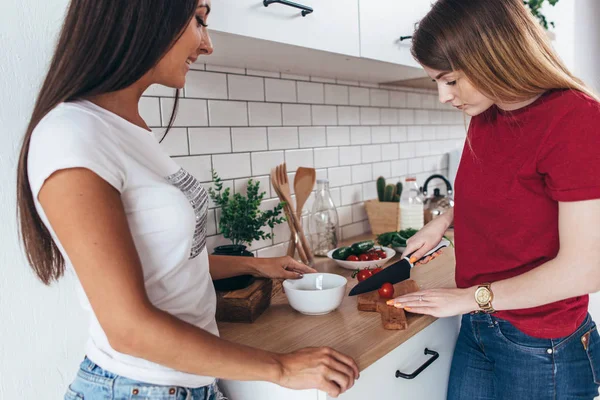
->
[263, 0, 313, 17]
[399, 36, 413, 41]
[395, 348, 439, 380]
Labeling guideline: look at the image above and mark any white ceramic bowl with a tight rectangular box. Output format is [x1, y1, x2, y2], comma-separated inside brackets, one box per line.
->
[283, 273, 347, 315]
[326, 246, 396, 270]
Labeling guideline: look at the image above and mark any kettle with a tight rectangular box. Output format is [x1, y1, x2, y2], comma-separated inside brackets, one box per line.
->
[422, 174, 455, 224]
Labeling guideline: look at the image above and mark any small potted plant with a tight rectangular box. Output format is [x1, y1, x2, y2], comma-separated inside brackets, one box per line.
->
[209, 170, 286, 291]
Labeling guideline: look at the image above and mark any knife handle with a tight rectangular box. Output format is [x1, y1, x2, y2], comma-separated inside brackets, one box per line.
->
[404, 238, 450, 265]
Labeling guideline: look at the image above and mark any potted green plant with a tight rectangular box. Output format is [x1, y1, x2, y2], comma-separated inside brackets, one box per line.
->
[209, 170, 286, 291]
[524, 0, 559, 30]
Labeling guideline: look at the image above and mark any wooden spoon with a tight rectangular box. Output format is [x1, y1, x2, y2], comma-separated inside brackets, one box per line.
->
[287, 167, 316, 257]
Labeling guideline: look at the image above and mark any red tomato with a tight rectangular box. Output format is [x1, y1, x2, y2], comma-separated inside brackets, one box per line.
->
[368, 253, 380, 261]
[357, 269, 373, 282]
[378, 283, 395, 299]
[346, 255, 359, 261]
[359, 254, 370, 262]
[377, 250, 387, 258]
[372, 267, 383, 274]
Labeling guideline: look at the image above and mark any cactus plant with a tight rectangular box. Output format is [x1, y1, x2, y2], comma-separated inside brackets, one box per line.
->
[383, 184, 396, 202]
[377, 176, 386, 202]
[396, 182, 403, 199]
[393, 194, 400, 202]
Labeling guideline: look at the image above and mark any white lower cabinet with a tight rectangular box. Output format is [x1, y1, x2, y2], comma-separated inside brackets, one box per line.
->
[220, 317, 460, 400]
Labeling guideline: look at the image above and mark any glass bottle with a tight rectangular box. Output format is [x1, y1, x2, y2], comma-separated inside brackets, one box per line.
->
[308, 179, 339, 256]
[400, 177, 424, 230]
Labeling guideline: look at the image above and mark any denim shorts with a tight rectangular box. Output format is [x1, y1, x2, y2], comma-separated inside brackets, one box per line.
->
[448, 312, 600, 399]
[65, 357, 227, 400]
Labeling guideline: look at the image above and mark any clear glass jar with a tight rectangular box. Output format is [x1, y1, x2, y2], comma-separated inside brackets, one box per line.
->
[400, 177, 424, 230]
[308, 179, 339, 256]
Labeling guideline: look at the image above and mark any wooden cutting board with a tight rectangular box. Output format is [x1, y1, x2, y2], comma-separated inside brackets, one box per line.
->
[357, 279, 420, 330]
[216, 279, 273, 323]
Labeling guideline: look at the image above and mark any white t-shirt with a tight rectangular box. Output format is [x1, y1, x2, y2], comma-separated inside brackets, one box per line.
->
[28, 100, 219, 388]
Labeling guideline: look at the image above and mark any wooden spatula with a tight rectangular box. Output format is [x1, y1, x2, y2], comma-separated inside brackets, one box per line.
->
[287, 167, 316, 257]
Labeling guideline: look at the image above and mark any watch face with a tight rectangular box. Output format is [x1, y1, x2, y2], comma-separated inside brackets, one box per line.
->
[476, 287, 491, 304]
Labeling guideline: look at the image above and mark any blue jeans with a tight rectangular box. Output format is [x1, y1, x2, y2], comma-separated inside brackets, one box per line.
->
[65, 357, 226, 400]
[448, 312, 600, 399]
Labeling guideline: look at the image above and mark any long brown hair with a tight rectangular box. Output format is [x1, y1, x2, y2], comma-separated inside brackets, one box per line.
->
[17, 0, 198, 285]
[411, 0, 598, 103]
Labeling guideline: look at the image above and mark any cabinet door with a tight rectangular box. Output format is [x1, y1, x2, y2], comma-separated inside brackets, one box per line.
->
[209, 0, 360, 57]
[332, 317, 460, 400]
[359, 0, 433, 68]
[220, 380, 321, 400]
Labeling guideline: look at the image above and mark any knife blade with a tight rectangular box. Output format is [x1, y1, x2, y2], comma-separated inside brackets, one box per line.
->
[348, 239, 450, 296]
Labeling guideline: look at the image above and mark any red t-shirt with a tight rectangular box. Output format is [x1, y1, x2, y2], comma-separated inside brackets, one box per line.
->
[454, 89, 600, 339]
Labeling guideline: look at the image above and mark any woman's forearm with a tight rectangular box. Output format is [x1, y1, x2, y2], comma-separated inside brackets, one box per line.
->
[114, 305, 282, 383]
[208, 255, 256, 280]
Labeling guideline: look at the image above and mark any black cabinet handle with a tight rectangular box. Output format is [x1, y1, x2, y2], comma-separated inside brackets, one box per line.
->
[399, 36, 413, 41]
[395, 348, 439, 379]
[263, 0, 313, 17]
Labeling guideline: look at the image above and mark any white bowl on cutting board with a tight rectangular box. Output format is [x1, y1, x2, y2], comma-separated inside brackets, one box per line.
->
[326, 246, 396, 270]
[283, 273, 347, 315]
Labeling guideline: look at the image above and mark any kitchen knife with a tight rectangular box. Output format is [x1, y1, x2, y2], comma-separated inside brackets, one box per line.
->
[348, 239, 450, 296]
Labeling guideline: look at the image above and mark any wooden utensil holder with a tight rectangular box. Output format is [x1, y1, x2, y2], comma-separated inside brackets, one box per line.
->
[216, 278, 273, 323]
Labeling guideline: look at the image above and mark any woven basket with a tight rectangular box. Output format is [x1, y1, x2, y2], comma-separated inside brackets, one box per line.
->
[364, 199, 402, 235]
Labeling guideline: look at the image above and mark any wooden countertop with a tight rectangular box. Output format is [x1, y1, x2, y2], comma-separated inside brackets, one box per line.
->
[217, 233, 456, 372]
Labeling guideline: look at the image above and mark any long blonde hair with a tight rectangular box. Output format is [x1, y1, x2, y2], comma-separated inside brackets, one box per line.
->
[411, 0, 598, 103]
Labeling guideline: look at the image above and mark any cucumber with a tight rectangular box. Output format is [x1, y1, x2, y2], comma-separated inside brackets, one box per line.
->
[332, 246, 353, 260]
[351, 240, 375, 255]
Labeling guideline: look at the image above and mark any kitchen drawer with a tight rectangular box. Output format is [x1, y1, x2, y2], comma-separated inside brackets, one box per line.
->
[332, 316, 460, 400]
[359, 0, 433, 68]
[209, 0, 360, 57]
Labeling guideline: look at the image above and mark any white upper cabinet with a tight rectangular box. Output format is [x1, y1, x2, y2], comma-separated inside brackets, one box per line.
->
[359, 0, 434, 68]
[209, 0, 360, 57]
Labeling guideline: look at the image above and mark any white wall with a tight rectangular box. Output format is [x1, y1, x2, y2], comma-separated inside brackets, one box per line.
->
[1, 1, 90, 399]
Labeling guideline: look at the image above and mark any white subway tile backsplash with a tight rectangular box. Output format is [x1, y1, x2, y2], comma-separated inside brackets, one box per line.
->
[325, 85, 349, 105]
[341, 184, 363, 206]
[140, 97, 162, 127]
[339, 146, 362, 166]
[314, 147, 339, 168]
[390, 91, 407, 108]
[361, 145, 381, 163]
[328, 166, 352, 187]
[190, 63, 205, 71]
[185, 71, 228, 99]
[382, 144, 399, 161]
[160, 98, 208, 127]
[154, 128, 188, 156]
[285, 149, 314, 170]
[208, 100, 247, 126]
[370, 89, 389, 107]
[189, 128, 231, 154]
[249, 102, 282, 126]
[143, 70, 464, 256]
[174, 155, 213, 182]
[338, 205, 353, 226]
[406, 92, 422, 108]
[349, 87, 370, 106]
[391, 126, 408, 142]
[381, 108, 399, 125]
[282, 104, 311, 126]
[312, 105, 337, 126]
[350, 126, 371, 145]
[268, 127, 299, 150]
[251, 151, 284, 175]
[266, 78, 297, 103]
[371, 126, 390, 144]
[228, 75, 264, 101]
[213, 153, 252, 179]
[299, 127, 327, 148]
[297, 81, 324, 104]
[231, 127, 268, 152]
[352, 164, 372, 183]
[360, 108, 380, 125]
[372, 161, 391, 180]
[326, 127, 350, 146]
[391, 159, 408, 176]
[235, 175, 271, 198]
[338, 106, 360, 126]
[144, 84, 177, 97]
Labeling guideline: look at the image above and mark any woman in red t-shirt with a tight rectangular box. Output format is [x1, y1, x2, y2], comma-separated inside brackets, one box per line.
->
[389, 0, 600, 398]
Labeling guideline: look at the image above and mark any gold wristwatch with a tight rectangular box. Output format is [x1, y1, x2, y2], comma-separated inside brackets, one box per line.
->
[474, 283, 495, 314]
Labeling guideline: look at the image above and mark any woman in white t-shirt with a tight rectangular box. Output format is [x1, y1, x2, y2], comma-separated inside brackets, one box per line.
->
[16, 1, 359, 399]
